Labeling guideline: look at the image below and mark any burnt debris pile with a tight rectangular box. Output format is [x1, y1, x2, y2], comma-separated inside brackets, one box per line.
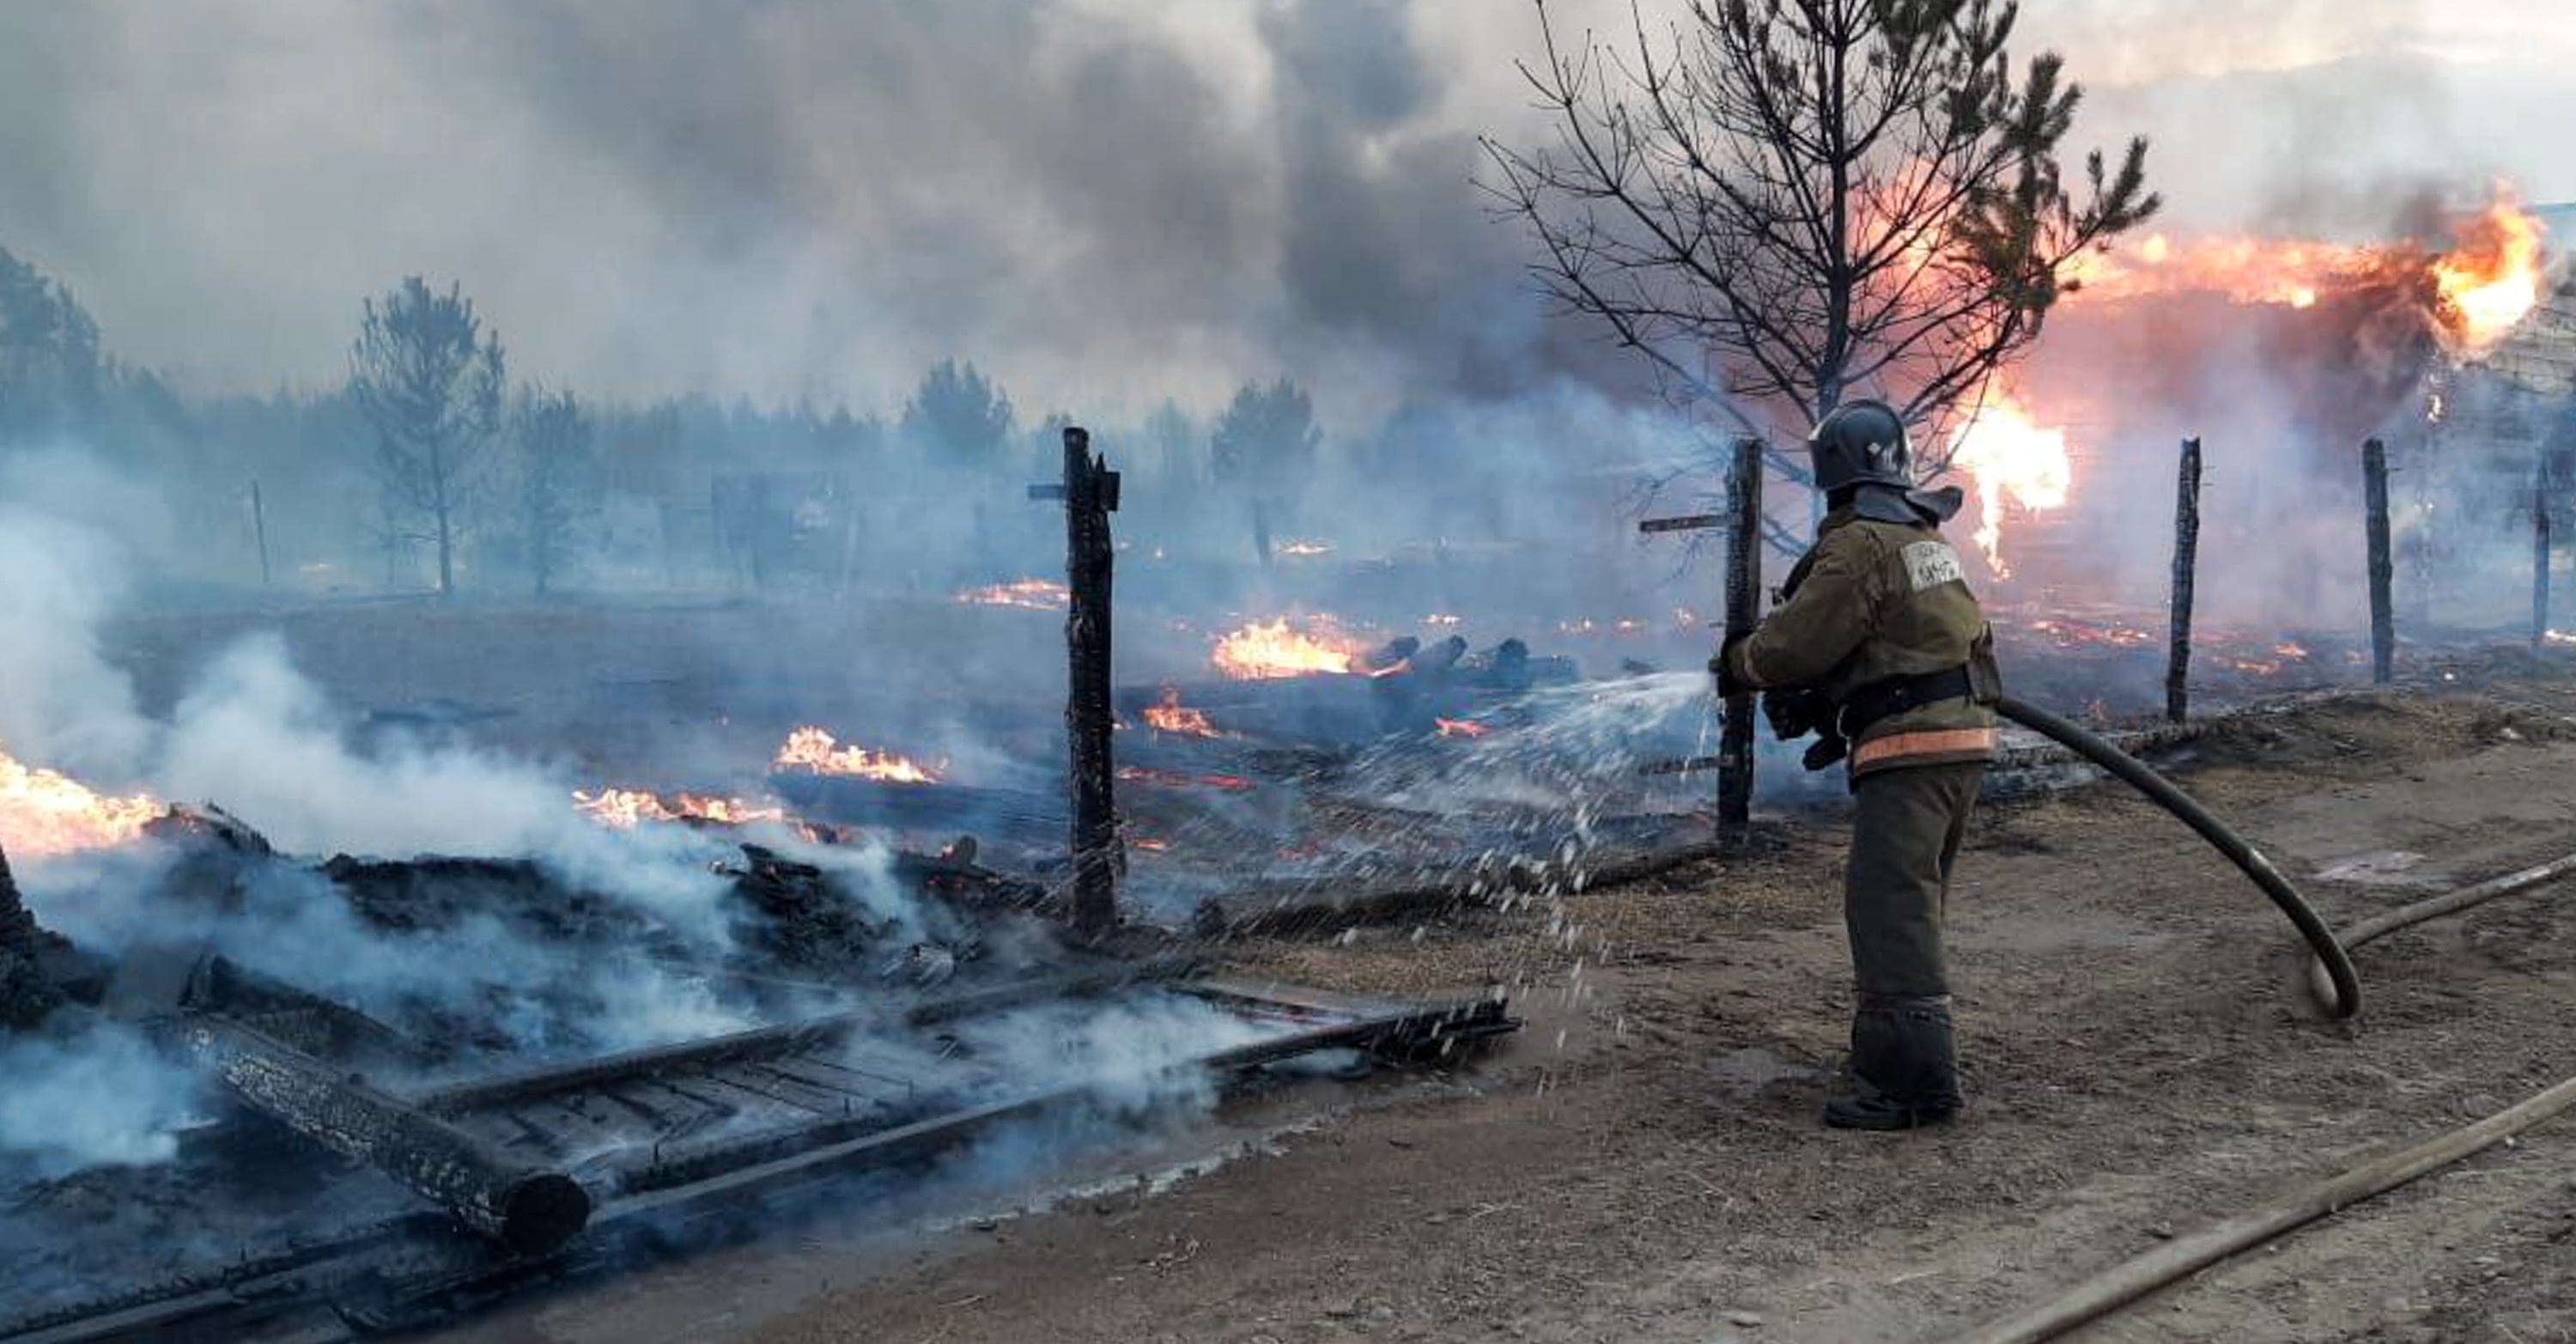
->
[0, 800, 1513, 1343]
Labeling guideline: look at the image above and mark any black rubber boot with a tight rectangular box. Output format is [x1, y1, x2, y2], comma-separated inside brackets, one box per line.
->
[1824, 1000, 1961, 1131]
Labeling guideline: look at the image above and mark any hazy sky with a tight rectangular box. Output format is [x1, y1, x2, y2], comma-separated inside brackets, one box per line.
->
[0, 0, 2569, 422]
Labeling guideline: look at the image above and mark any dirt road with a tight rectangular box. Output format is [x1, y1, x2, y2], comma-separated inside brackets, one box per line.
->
[445, 676, 2576, 1344]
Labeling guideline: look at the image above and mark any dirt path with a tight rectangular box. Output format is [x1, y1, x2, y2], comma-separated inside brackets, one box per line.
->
[441, 678, 2576, 1344]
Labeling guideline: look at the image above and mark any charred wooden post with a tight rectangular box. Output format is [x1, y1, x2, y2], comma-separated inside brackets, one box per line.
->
[1718, 436, 1765, 830]
[1035, 426, 1122, 938]
[249, 479, 272, 588]
[179, 1013, 591, 1255]
[2363, 437, 2395, 684]
[0, 841, 64, 1030]
[2535, 460, 2555, 652]
[2166, 438, 2202, 723]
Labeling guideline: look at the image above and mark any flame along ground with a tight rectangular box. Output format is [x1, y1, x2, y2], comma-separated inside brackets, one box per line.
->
[954, 578, 1071, 611]
[1210, 617, 1372, 679]
[0, 748, 162, 857]
[771, 726, 943, 783]
[1141, 684, 1224, 737]
[1953, 186, 2550, 577]
[571, 788, 785, 829]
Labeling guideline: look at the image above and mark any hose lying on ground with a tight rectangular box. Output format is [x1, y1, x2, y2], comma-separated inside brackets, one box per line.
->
[2305, 850, 2576, 1006]
[1952, 1067, 2576, 1344]
[1994, 696, 2363, 1019]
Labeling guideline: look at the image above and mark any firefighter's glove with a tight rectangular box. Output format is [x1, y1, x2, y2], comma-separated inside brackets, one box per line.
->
[1710, 636, 1753, 699]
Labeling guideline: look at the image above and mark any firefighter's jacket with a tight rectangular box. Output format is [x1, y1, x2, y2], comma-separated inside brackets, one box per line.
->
[1722, 506, 2000, 776]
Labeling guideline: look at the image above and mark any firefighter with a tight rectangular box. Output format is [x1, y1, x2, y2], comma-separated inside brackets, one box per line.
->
[1714, 398, 2002, 1130]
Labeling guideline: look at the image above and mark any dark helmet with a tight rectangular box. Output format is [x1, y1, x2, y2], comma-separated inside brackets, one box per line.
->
[1807, 398, 1963, 525]
[1807, 398, 1915, 494]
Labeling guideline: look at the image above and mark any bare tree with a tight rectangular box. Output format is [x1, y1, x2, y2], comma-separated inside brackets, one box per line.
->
[349, 277, 505, 595]
[1484, 0, 2159, 463]
[514, 384, 593, 597]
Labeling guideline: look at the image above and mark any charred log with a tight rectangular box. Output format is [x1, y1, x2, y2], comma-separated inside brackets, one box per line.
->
[178, 1013, 592, 1256]
[720, 844, 893, 970]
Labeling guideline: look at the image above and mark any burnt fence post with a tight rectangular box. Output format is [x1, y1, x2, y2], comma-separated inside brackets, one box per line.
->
[1037, 426, 1122, 939]
[2166, 438, 2202, 724]
[2536, 459, 2555, 653]
[2363, 437, 2394, 684]
[249, 479, 273, 588]
[1718, 436, 1764, 831]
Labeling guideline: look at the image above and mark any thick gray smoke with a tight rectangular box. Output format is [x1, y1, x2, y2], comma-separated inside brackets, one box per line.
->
[0, 0, 1635, 422]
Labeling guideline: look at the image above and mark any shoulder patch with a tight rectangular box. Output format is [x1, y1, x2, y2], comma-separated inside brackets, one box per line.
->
[1900, 539, 1965, 593]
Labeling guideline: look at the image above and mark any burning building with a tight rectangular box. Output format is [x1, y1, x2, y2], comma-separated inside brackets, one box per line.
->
[1946, 186, 2567, 665]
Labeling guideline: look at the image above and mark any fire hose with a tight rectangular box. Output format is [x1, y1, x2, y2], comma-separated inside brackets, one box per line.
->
[1947, 713, 2576, 1343]
[1992, 695, 2363, 1019]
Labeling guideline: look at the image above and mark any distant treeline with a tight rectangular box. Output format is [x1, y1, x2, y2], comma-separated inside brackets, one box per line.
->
[0, 248, 1363, 598]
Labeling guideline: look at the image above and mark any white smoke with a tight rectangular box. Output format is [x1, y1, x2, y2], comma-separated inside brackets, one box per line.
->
[0, 1022, 204, 1178]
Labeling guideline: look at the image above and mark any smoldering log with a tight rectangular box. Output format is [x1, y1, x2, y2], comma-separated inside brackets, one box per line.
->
[1406, 634, 1468, 680]
[178, 1013, 592, 1256]
[2166, 437, 2202, 724]
[1358, 636, 1420, 674]
[2363, 437, 2395, 684]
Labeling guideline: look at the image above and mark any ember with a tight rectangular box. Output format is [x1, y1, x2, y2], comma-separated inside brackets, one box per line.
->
[1117, 764, 1255, 792]
[0, 747, 161, 857]
[573, 788, 786, 829]
[1211, 617, 1369, 679]
[1141, 684, 1224, 738]
[955, 578, 1072, 611]
[772, 727, 943, 783]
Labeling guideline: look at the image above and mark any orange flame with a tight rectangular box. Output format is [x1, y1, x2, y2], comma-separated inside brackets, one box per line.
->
[1141, 684, 1223, 738]
[2433, 189, 2548, 355]
[772, 727, 943, 783]
[2067, 185, 2548, 356]
[2068, 232, 2375, 309]
[1947, 391, 2073, 579]
[1211, 617, 1368, 680]
[0, 748, 161, 857]
[574, 788, 786, 829]
[955, 578, 1071, 611]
